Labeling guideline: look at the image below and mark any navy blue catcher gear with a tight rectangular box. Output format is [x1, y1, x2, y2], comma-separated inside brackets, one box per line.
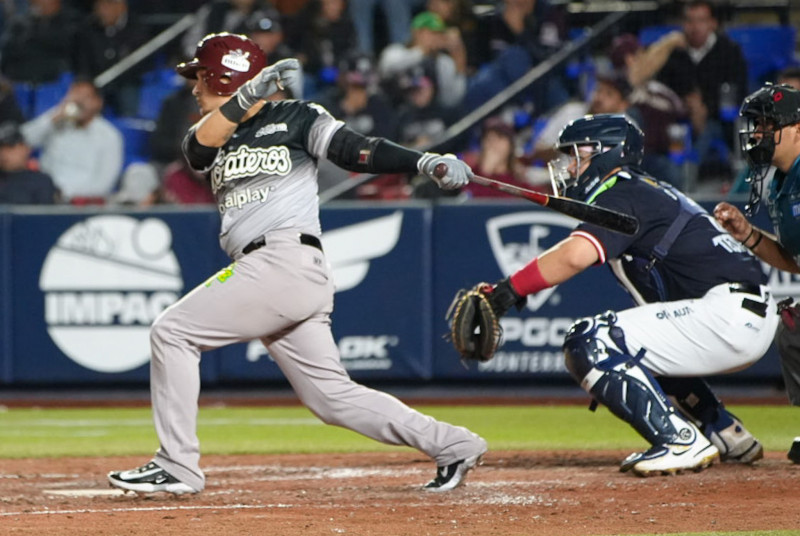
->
[563, 311, 696, 451]
[738, 84, 800, 214]
[550, 114, 644, 201]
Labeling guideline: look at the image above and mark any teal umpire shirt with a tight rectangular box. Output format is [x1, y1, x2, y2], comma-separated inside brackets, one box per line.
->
[767, 154, 800, 262]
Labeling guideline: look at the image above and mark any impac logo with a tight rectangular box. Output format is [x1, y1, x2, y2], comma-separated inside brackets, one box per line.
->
[39, 215, 182, 373]
[486, 211, 575, 311]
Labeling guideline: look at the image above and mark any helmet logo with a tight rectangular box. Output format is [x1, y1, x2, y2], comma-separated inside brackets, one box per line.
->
[774, 91, 784, 102]
[221, 50, 252, 73]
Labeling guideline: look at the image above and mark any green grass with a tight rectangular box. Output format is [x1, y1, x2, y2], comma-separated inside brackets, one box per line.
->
[0, 404, 795, 459]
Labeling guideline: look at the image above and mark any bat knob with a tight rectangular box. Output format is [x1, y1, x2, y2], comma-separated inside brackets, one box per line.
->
[433, 163, 448, 179]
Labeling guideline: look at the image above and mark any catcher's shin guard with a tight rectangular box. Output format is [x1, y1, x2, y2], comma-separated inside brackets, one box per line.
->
[563, 312, 695, 446]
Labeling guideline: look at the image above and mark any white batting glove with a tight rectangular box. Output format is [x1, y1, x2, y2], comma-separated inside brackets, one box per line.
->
[234, 58, 300, 109]
[417, 152, 473, 190]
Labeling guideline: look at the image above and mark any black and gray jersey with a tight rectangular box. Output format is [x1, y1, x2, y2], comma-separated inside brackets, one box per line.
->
[184, 100, 344, 258]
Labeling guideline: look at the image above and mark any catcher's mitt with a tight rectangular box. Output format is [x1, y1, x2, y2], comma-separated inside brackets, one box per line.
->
[446, 278, 527, 362]
[446, 282, 501, 362]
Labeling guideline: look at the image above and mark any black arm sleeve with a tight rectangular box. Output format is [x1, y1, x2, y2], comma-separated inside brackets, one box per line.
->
[182, 130, 220, 170]
[326, 126, 423, 174]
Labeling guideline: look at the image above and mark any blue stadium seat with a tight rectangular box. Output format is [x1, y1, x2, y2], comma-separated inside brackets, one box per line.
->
[111, 116, 154, 168]
[136, 68, 184, 120]
[12, 82, 34, 119]
[32, 72, 73, 117]
[638, 25, 680, 47]
[728, 25, 798, 90]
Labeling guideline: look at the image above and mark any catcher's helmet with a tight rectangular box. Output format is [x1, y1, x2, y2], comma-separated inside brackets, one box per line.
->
[550, 114, 644, 200]
[738, 84, 800, 213]
[176, 32, 267, 96]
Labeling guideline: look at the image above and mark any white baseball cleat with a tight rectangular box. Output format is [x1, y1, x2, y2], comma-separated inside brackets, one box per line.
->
[108, 461, 197, 495]
[621, 431, 719, 477]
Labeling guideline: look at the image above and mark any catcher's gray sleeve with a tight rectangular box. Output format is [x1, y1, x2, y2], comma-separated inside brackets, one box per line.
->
[776, 322, 800, 406]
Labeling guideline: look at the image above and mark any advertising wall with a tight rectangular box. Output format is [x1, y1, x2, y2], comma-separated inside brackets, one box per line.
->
[0, 202, 790, 386]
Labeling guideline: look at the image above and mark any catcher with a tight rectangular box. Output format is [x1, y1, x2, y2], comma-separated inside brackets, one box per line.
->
[448, 114, 778, 476]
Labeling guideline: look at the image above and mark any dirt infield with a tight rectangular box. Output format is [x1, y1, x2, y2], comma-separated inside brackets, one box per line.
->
[0, 450, 798, 535]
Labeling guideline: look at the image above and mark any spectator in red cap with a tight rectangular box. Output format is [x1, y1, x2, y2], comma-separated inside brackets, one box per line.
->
[462, 117, 534, 198]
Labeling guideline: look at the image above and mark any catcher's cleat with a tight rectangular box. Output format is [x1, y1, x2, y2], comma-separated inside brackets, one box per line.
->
[621, 434, 719, 477]
[424, 440, 488, 492]
[705, 417, 763, 464]
[788, 437, 800, 464]
[108, 461, 197, 495]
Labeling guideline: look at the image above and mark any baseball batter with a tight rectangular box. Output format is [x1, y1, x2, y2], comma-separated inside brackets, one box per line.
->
[107, 33, 487, 494]
[714, 83, 800, 463]
[458, 114, 778, 476]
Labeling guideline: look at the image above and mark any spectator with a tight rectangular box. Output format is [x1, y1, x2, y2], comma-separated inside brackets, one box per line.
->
[285, 0, 357, 90]
[161, 160, 215, 205]
[348, 0, 417, 56]
[653, 1, 748, 183]
[149, 80, 202, 167]
[396, 69, 459, 150]
[0, 122, 58, 204]
[473, 0, 565, 67]
[528, 71, 632, 165]
[319, 53, 401, 197]
[107, 161, 161, 206]
[320, 53, 398, 139]
[778, 67, 800, 91]
[465, 0, 568, 114]
[239, 8, 304, 98]
[72, 0, 151, 117]
[180, 0, 272, 59]
[21, 79, 123, 203]
[426, 0, 480, 73]
[0, 76, 25, 125]
[378, 11, 467, 109]
[462, 117, 534, 198]
[610, 34, 688, 190]
[0, 0, 79, 84]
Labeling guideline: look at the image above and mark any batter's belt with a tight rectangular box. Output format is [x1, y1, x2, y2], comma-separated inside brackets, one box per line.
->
[243, 233, 323, 255]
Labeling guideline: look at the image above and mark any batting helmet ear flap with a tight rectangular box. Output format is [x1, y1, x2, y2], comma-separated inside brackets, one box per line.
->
[176, 32, 268, 96]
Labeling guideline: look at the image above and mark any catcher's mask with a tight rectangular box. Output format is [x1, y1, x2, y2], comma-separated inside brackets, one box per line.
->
[549, 114, 644, 201]
[176, 32, 267, 96]
[738, 84, 800, 214]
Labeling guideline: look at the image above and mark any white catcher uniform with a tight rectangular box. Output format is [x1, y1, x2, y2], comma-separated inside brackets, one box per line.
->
[142, 99, 485, 492]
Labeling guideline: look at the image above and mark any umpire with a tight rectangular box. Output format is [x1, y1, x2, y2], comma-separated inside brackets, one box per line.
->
[714, 83, 800, 463]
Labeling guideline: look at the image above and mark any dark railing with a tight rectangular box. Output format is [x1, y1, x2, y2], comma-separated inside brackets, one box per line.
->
[319, 10, 631, 203]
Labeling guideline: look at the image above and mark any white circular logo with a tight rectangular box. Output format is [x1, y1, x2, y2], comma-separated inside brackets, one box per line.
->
[39, 215, 183, 373]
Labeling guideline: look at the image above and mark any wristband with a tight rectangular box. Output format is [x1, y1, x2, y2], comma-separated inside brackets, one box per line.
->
[510, 258, 551, 296]
[747, 230, 763, 250]
[740, 226, 755, 246]
[219, 97, 248, 123]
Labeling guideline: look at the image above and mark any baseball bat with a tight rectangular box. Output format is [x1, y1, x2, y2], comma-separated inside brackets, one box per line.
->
[434, 163, 639, 235]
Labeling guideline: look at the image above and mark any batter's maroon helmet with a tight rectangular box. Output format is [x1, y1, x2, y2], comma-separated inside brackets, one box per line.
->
[176, 32, 267, 96]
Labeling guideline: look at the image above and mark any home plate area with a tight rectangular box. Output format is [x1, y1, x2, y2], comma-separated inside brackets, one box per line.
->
[0, 451, 797, 535]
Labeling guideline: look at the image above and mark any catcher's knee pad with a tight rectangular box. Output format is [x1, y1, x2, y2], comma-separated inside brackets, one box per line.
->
[563, 311, 689, 445]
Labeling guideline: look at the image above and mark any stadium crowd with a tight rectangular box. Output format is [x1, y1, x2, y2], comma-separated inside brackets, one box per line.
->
[0, 0, 796, 205]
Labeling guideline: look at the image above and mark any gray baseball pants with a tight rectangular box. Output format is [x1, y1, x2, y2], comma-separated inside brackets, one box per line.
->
[148, 230, 485, 492]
